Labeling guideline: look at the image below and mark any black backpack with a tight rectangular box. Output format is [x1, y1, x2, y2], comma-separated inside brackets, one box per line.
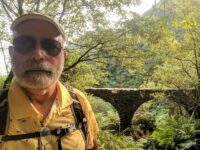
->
[0, 87, 87, 150]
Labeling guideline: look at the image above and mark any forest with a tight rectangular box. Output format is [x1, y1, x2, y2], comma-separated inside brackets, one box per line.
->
[0, 0, 200, 149]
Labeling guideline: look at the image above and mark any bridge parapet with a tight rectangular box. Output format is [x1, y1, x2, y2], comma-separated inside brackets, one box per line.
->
[86, 88, 197, 131]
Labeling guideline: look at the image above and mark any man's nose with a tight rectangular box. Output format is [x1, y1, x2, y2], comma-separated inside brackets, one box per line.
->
[30, 41, 46, 60]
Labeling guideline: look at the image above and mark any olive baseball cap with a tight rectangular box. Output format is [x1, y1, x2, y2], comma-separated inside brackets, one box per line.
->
[10, 13, 65, 39]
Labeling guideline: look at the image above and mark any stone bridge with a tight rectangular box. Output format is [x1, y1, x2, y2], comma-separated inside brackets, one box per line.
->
[85, 88, 198, 131]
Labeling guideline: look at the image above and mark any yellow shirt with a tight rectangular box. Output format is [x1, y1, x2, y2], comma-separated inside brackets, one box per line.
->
[0, 80, 99, 150]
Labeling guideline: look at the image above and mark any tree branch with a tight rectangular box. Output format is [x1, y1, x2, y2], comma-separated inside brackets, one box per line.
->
[0, 0, 14, 21]
[11, 0, 19, 10]
[63, 42, 103, 71]
[59, 0, 67, 22]
[1, 0, 18, 17]
[0, 41, 9, 74]
[39, 0, 55, 13]
[173, 56, 196, 66]
[86, 53, 137, 60]
[188, 29, 200, 85]
[36, 0, 41, 12]
[17, 0, 23, 15]
[178, 59, 193, 79]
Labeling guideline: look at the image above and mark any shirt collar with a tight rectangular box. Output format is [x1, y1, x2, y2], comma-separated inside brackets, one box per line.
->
[8, 79, 73, 120]
[56, 81, 73, 109]
[8, 79, 38, 119]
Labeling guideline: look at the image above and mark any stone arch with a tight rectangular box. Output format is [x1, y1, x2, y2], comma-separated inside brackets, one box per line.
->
[90, 96, 120, 130]
[86, 88, 196, 131]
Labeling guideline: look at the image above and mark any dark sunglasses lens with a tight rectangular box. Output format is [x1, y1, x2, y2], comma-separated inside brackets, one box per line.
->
[13, 36, 36, 54]
[41, 39, 62, 56]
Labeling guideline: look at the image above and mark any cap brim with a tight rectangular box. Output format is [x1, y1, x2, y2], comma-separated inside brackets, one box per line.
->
[11, 13, 65, 39]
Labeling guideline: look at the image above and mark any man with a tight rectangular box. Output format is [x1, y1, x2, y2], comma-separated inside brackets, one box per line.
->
[0, 13, 99, 150]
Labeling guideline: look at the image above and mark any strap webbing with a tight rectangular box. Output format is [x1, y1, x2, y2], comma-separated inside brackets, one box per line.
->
[69, 91, 87, 140]
[0, 89, 8, 135]
[1, 125, 76, 142]
[57, 138, 62, 150]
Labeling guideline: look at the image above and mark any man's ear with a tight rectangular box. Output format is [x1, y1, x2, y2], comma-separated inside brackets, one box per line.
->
[64, 50, 68, 60]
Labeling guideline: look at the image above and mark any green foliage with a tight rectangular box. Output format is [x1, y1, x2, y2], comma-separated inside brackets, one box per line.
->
[139, 0, 200, 89]
[88, 96, 145, 149]
[100, 61, 144, 88]
[61, 62, 100, 90]
[95, 109, 119, 131]
[88, 96, 119, 130]
[61, 50, 108, 90]
[0, 75, 6, 89]
[132, 115, 156, 133]
[98, 131, 144, 150]
[148, 99, 189, 120]
[89, 96, 114, 114]
[144, 115, 200, 150]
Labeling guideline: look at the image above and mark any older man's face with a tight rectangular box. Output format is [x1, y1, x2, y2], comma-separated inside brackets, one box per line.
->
[9, 20, 66, 89]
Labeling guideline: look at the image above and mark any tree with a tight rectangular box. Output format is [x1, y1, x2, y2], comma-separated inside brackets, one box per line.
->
[135, 0, 200, 117]
[0, 0, 141, 88]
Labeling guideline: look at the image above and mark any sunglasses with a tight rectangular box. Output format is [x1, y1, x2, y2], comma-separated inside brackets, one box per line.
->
[12, 35, 63, 56]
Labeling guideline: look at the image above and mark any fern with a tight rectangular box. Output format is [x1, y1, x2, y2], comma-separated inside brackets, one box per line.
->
[144, 115, 200, 150]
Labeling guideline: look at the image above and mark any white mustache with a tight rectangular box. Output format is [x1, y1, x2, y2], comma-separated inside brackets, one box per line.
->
[24, 61, 54, 73]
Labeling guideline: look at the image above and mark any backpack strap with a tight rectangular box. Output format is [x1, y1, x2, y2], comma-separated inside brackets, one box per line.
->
[1, 124, 77, 142]
[0, 89, 9, 135]
[69, 91, 87, 140]
[56, 85, 88, 150]
[65, 84, 87, 141]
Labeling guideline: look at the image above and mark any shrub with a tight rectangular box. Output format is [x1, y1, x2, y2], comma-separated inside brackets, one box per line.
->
[143, 115, 200, 150]
[88, 96, 120, 130]
[98, 131, 144, 150]
[132, 114, 156, 140]
[0, 76, 6, 89]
